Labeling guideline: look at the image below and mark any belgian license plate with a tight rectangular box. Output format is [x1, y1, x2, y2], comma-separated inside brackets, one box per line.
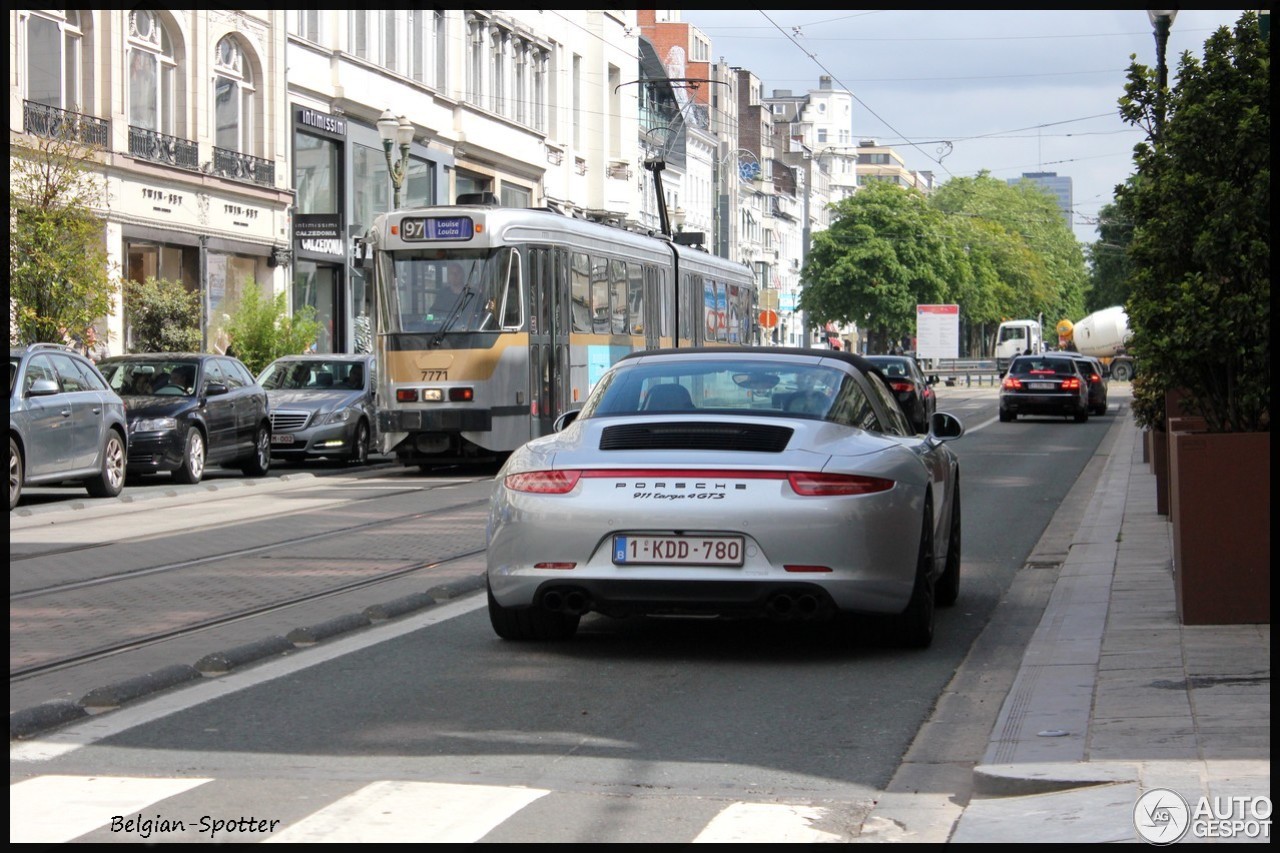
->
[612, 535, 744, 567]
[1029, 382, 1055, 391]
[271, 434, 295, 445]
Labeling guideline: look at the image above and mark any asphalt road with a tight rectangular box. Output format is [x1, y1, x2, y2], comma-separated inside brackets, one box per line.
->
[10, 384, 1125, 842]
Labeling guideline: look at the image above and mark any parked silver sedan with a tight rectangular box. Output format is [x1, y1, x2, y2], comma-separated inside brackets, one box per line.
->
[486, 347, 965, 648]
[258, 354, 377, 465]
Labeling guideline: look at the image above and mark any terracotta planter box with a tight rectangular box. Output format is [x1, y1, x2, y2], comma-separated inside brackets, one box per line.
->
[1151, 429, 1169, 515]
[1170, 430, 1270, 625]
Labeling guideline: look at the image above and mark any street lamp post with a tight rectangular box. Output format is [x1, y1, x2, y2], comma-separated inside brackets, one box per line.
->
[1147, 10, 1178, 140]
[376, 108, 415, 210]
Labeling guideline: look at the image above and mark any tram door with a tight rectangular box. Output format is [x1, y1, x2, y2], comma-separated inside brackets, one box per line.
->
[528, 247, 569, 437]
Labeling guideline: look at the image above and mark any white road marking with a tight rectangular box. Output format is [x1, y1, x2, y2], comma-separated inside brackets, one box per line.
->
[693, 802, 841, 843]
[9, 774, 212, 844]
[266, 780, 550, 843]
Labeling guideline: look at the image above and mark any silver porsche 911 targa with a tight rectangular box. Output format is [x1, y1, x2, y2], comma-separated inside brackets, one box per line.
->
[485, 347, 964, 648]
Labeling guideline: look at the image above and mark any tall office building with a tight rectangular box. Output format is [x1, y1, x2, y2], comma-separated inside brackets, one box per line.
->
[1008, 171, 1073, 228]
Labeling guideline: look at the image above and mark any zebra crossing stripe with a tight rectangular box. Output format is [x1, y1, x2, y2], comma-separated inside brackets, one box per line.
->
[9, 774, 213, 844]
[692, 802, 841, 843]
[265, 780, 551, 843]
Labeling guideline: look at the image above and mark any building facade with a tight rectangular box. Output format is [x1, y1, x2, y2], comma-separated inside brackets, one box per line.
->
[11, 9, 293, 355]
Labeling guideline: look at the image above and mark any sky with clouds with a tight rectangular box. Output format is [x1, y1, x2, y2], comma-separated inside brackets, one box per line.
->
[677, 9, 1249, 244]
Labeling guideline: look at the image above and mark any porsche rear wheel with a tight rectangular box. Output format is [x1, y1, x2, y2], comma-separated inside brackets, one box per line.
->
[487, 582, 580, 641]
[896, 509, 936, 649]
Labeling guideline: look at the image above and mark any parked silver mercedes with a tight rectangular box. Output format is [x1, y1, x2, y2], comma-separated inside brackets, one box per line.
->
[258, 354, 377, 465]
[486, 347, 965, 648]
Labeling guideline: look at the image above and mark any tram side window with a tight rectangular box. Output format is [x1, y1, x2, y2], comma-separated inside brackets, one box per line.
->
[530, 248, 550, 335]
[610, 259, 628, 335]
[570, 251, 592, 333]
[591, 256, 610, 334]
[497, 248, 523, 330]
[628, 262, 645, 334]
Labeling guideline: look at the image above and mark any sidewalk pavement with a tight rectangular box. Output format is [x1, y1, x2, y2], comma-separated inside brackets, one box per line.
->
[947, 402, 1271, 843]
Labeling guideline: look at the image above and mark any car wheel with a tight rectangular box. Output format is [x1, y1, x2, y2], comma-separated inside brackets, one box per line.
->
[936, 485, 961, 607]
[10, 437, 23, 511]
[1074, 407, 1089, 423]
[999, 408, 1014, 423]
[895, 509, 936, 649]
[487, 582, 580, 641]
[348, 420, 370, 466]
[242, 423, 271, 476]
[85, 430, 126, 498]
[1111, 362, 1132, 382]
[173, 428, 206, 485]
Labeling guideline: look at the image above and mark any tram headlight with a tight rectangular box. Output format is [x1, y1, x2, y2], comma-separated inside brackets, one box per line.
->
[421, 388, 444, 402]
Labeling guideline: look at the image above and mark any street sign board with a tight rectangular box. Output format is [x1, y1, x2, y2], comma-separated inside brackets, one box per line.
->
[916, 304, 960, 359]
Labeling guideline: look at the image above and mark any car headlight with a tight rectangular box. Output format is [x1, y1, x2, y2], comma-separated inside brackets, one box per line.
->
[131, 416, 177, 433]
[322, 408, 354, 425]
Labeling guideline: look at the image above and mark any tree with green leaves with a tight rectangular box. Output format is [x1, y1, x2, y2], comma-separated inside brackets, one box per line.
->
[10, 118, 116, 346]
[1118, 11, 1269, 433]
[125, 277, 203, 353]
[930, 173, 1087, 331]
[223, 283, 323, 376]
[801, 182, 954, 352]
[1084, 194, 1135, 312]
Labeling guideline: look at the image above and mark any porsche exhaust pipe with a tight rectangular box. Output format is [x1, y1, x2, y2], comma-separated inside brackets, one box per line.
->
[542, 588, 590, 615]
[767, 592, 824, 621]
[766, 593, 795, 620]
[562, 590, 590, 615]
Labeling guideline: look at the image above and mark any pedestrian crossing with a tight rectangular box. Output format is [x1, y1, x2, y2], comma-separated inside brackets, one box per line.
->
[9, 775, 854, 843]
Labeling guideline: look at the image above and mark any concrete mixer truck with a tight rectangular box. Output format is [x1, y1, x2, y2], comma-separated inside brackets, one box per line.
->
[1055, 305, 1137, 381]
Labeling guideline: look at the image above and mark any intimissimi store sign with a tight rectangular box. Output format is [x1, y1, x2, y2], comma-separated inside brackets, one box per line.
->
[297, 107, 347, 139]
[295, 214, 344, 258]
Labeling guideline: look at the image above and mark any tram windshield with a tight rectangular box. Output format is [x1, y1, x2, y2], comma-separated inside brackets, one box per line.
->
[378, 248, 519, 334]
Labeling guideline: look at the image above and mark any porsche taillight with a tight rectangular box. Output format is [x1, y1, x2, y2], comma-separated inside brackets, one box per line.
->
[504, 470, 581, 493]
[787, 472, 894, 496]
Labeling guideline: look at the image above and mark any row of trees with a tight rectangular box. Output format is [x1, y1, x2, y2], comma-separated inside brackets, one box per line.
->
[800, 174, 1088, 356]
[800, 11, 1268, 438]
[9, 121, 319, 376]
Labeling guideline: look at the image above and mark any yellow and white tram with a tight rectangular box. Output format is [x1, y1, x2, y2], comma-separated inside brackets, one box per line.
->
[364, 202, 758, 466]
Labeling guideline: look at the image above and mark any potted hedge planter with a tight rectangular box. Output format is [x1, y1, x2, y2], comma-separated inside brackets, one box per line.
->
[1169, 429, 1270, 625]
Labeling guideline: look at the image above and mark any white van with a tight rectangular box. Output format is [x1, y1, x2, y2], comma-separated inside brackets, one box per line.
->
[995, 320, 1044, 373]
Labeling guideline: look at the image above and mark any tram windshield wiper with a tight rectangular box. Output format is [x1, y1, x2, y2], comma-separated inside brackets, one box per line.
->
[429, 288, 476, 348]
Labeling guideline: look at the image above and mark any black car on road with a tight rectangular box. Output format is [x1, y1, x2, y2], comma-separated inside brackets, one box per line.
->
[863, 354, 937, 433]
[258, 354, 377, 465]
[999, 354, 1091, 423]
[97, 354, 271, 484]
[1060, 351, 1110, 416]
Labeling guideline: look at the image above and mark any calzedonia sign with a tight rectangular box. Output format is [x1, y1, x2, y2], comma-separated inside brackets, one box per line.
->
[296, 108, 346, 138]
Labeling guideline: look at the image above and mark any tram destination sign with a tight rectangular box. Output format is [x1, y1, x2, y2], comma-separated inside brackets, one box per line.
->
[400, 216, 475, 242]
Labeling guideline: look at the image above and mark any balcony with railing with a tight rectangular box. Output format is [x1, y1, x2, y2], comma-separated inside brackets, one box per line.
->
[210, 146, 275, 187]
[23, 101, 109, 148]
[128, 126, 200, 171]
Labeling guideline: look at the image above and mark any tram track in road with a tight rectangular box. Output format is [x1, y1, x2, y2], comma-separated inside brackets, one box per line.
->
[10, 495, 487, 600]
[9, 547, 486, 682]
[10, 474, 496, 717]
